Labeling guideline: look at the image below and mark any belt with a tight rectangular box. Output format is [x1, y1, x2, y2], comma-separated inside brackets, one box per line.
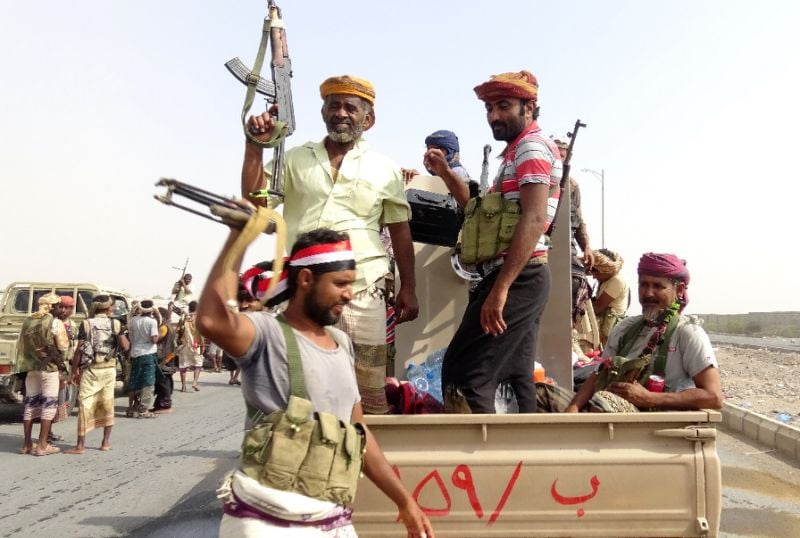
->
[477, 254, 547, 277]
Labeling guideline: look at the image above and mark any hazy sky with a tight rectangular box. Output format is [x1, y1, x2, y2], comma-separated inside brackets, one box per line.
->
[2, 0, 799, 314]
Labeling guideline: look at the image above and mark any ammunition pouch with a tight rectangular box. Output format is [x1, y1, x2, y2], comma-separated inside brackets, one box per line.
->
[460, 192, 522, 264]
[240, 396, 366, 506]
[238, 316, 367, 507]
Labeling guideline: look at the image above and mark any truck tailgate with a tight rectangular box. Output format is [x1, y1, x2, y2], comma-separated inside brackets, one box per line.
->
[354, 411, 722, 537]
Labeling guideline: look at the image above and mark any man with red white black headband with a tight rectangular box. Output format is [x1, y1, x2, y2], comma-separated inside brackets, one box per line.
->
[566, 252, 723, 413]
[197, 227, 433, 538]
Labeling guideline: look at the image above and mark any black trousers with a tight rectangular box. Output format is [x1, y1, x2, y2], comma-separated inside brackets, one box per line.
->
[153, 367, 174, 410]
[442, 263, 551, 413]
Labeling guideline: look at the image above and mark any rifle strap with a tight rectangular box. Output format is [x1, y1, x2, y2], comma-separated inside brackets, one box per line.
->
[221, 206, 287, 304]
[241, 8, 289, 148]
[244, 313, 306, 425]
[245, 316, 349, 425]
[276, 314, 308, 400]
[618, 311, 682, 378]
[652, 315, 682, 377]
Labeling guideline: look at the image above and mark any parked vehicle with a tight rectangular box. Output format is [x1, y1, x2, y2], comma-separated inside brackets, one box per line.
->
[0, 282, 132, 401]
[352, 176, 722, 536]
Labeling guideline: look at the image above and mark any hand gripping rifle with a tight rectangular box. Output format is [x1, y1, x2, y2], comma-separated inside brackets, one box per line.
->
[225, 0, 295, 199]
[154, 178, 287, 301]
[545, 118, 587, 238]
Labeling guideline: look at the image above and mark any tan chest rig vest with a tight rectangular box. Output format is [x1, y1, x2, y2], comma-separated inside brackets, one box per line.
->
[459, 161, 526, 265]
[239, 316, 367, 507]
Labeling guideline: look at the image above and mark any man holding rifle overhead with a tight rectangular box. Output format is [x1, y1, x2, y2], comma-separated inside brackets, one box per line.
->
[242, 76, 418, 415]
[429, 70, 562, 414]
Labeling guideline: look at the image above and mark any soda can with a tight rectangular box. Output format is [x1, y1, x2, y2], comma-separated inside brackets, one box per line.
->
[646, 375, 665, 393]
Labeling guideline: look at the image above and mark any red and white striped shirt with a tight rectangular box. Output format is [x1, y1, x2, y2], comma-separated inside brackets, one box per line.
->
[488, 121, 563, 257]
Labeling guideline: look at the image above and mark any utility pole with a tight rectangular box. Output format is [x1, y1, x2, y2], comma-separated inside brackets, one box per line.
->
[580, 168, 605, 248]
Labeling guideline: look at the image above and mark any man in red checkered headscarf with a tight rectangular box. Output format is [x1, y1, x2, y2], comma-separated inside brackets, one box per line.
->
[438, 70, 563, 414]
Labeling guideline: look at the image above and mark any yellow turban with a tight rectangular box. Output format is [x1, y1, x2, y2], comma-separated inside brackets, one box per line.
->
[319, 75, 375, 105]
[474, 70, 539, 102]
[592, 250, 624, 280]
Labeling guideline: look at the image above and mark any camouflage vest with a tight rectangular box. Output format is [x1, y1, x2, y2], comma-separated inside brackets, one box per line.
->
[19, 313, 64, 372]
[239, 316, 367, 507]
[81, 316, 120, 367]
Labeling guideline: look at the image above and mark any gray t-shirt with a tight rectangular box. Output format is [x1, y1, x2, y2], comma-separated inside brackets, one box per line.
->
[233, 312, 360, 428]
[604, 314, 718, 393]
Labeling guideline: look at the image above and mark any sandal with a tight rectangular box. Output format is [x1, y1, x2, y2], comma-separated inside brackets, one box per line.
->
[136, 411, 157, 419]
[125, 409, 135, 418]
[48, 433, 65, 442]
[33, 444, 61, 456]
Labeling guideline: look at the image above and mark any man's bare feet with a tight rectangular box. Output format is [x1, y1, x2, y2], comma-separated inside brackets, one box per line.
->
[99, 445, 111, 451]
[19, 445, 32, 455]
[64, 447, 86, 455]
[192, 384, 200, 392]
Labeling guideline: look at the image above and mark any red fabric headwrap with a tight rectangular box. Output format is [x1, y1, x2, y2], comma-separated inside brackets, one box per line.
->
[474, 70, 539, 102]
[638, 252, 690, 309]
[637, 252, 690, 283]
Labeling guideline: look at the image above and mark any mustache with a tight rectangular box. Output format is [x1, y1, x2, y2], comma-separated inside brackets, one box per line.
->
[490, 121, 505, 130]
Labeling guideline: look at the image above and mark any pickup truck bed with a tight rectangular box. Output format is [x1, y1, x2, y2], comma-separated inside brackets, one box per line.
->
[354, 411, 722, 537]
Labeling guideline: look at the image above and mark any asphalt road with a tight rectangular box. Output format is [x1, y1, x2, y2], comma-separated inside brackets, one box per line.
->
[0, 371, 239, 538]
[709, 333, 800, 353]
[1, 371, 798, 537]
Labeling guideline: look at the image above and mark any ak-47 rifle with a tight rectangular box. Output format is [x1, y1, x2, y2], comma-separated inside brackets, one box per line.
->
[154, 178, 287, 301]
[546, 118, 587, 237]
[225, 0, 295, 199]
[479, 144, 492, 192]
[171, 258, 189, 301]
[154, 178, 278, 235]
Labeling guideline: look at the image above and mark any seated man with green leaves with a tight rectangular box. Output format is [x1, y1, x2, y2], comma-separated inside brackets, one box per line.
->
[566, 252, 723, 413]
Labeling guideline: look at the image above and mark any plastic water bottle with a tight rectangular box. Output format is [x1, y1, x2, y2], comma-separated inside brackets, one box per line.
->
[425, 348, 446, 370]
[406, 350, 446, 404]
[423, 348, 445, 402]
[406, 362, 430, 394]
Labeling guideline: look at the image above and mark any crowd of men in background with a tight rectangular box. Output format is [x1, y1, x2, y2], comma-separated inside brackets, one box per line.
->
[13, 285, 242, 456]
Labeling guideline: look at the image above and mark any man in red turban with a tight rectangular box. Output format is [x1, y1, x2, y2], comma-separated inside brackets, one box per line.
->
[566, 252, 722, 413]
[434, 70, 563, 413]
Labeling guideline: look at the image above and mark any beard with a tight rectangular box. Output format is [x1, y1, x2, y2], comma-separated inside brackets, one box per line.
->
[303, 288, 345, 327]
[642, 303, 663, 323]
[490, 112, 527, 142]
[326, 118, 366, 143]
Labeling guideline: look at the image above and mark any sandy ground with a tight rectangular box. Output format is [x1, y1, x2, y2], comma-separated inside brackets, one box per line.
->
[716, 344, 800, 424]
